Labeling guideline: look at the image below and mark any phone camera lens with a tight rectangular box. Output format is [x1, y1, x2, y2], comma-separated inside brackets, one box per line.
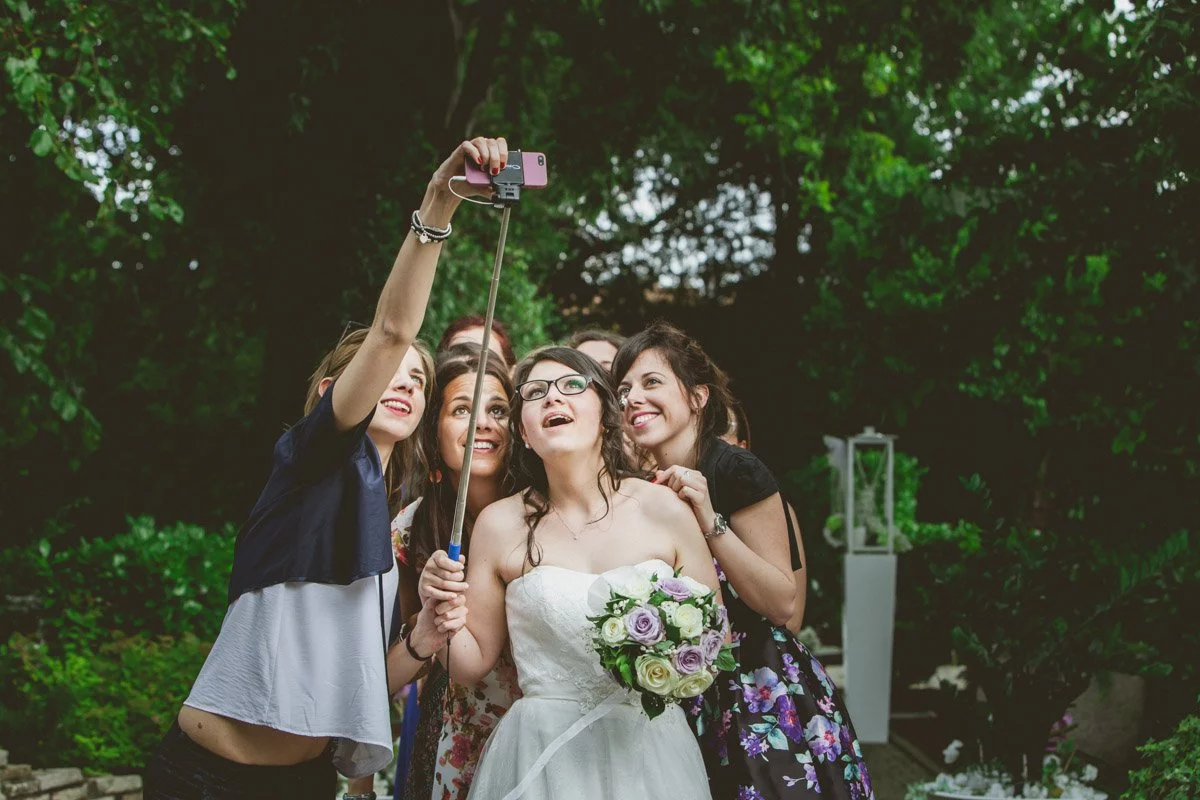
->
[537, 155, 544, 166]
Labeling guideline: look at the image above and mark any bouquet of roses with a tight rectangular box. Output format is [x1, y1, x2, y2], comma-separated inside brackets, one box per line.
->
[588, 563, 736, 719]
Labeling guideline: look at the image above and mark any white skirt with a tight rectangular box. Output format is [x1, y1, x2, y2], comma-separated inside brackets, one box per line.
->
[466, 694, 713, 800]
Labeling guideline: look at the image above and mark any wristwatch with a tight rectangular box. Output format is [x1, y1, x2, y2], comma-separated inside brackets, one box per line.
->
[704, 513, 729, 540]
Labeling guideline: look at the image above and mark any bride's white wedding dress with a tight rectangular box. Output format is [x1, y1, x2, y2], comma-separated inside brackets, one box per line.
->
[466, 559, 713, 800]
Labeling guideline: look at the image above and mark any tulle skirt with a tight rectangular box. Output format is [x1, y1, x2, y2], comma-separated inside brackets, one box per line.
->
[467, 695, 713, 800]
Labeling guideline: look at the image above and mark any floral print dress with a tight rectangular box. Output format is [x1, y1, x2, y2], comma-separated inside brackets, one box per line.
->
[692, 438, 874, 800]
[394, 500, 523, 800]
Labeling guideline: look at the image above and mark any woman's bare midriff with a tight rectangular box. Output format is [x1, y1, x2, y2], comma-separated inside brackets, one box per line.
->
[176, 706, 331, 765]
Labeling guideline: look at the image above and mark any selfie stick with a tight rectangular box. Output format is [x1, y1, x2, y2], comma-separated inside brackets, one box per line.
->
[446, 187, 517, 564]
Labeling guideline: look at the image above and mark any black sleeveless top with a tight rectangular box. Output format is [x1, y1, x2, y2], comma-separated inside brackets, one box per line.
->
[695, 436, 802, 571]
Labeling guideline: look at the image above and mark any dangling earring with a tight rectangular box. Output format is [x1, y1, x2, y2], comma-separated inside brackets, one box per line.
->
[524, 441, 531, 449]
[428, 468, 443, 484]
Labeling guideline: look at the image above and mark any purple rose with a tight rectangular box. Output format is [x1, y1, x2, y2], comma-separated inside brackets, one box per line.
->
[656, 576, 692, 601]
[805, 714, 843, 762]
[673, 644, 706, 675]
[701, 629, 724, 663]
[624, 604, 664, 645]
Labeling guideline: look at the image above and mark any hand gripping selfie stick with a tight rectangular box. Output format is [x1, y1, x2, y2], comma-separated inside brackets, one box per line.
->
[445, 160, 526, 564]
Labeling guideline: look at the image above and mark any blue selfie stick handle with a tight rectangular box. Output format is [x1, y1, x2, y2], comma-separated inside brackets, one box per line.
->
[446, 541, 461, 563]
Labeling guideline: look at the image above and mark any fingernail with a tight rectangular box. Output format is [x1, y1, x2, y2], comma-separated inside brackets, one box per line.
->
[491, 167, 499, 175]
[500, 161, 506, 169]
[476, 157, 483, 165]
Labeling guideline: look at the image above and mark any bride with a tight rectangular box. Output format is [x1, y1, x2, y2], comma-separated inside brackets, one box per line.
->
[431, 346, 719, 800]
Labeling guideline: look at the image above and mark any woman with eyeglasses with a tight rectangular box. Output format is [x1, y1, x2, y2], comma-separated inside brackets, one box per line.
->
[421, 347, 720, 799]
[144, 136, 511, 800]
[613, 322, 871, 800]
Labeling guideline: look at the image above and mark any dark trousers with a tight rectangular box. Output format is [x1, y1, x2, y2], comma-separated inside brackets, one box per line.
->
[145, 721, 337, 800]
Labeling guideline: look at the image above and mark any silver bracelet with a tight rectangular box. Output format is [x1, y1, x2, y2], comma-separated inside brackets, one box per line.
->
[410, 209, 452, 244]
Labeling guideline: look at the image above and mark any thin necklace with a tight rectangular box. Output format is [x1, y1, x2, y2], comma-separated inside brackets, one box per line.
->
[550, 503, 596, 541]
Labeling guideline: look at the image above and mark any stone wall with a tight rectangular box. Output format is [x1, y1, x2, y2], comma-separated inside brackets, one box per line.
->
[0, 748, 141, 800]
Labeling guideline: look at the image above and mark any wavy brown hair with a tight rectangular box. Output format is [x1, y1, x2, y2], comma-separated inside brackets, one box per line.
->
[406, 346, 515, 572]
[508, 346, 646, 570]
[303, 327, 434, 512]
[611, 321, 734, 465]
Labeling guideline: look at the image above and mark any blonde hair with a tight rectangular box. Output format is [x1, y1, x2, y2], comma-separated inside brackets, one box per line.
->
[305, 327, 435, 511]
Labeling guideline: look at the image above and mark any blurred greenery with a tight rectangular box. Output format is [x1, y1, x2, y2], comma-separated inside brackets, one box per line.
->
[1125, 708, 1200, 800]
[2, 0, 1197, 776]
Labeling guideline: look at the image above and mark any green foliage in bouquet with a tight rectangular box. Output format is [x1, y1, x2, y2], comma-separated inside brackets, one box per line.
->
[589, 565, 735, 720]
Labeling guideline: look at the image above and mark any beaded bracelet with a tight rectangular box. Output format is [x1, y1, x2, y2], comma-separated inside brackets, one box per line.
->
[410, 209, 452, 244]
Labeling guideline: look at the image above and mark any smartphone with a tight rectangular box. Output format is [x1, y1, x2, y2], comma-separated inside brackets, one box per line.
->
[464, 150, 548, 189]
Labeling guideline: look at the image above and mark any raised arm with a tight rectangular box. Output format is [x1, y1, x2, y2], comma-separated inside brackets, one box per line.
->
[331, 137, 508, 431]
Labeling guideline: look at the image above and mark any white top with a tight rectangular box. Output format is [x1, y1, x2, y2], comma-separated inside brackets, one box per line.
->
[185, 560, 400, 779]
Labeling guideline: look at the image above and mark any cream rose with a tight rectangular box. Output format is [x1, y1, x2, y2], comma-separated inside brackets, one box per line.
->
[604, 566, 653, 602]
[601, 616, 627, 645]
[635, 654, 679, 697]
[672, 669, 714, 698]
[668, 603, 705, 639]
[679, 576, 712, 598]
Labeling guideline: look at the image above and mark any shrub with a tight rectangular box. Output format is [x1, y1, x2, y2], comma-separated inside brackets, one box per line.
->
[1125, 710, 1200, 800]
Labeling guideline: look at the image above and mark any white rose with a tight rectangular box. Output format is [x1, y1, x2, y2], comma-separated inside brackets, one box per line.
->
[635, 654, 679, 697]
[679, 576, 712, 598]
[668, 603, 704, 639]
[601, 616, 627, 645]
[672, 669, 714, 698]
[660, 601, 680, 617]
[604, 566, 653, 602]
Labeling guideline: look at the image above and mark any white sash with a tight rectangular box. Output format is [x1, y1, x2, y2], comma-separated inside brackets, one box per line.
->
[500, 690, 629, 800]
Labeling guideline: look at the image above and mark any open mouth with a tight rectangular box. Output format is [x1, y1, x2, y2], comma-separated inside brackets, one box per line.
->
[471, 440, 499, 452]
[381, 398, 412, 415]
[629, 411, 658, 429]
[542, 412, 574, 429]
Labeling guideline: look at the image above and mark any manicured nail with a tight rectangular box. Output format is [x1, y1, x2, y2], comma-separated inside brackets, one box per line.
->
[500, 160, 506, 169]
[491, 167, 499, 175]
[476, 157, 483, 165]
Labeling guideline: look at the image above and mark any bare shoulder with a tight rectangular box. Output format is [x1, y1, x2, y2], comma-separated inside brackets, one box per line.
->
[473, 493, 528, 555]
[621, 477, 698, 529]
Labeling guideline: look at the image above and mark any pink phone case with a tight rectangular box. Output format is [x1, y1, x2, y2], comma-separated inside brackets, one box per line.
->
[463, 152, 549, 188]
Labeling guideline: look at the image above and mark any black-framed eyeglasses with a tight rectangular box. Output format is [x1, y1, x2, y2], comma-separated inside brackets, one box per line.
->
[516, 373, 594, 401]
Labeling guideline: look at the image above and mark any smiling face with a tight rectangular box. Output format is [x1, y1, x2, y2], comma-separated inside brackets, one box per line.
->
[617, 348, 704, 453]
[438, 373, 510, 481]
[518, 360, 604, 460]
[365, 345, 428, 445]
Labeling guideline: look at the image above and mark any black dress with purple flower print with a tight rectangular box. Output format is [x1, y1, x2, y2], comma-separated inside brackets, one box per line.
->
[692, 437, 874, 800]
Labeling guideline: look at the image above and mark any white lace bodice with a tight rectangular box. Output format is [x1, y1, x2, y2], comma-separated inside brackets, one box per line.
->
[504, 559, 673, 712]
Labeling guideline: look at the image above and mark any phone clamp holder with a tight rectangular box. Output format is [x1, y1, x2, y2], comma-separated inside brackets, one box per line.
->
[490, 149, 526, 207]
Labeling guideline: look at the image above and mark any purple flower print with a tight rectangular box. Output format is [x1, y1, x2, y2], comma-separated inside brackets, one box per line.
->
[776, 695, 806, 742]
[811, 655, 835, 695]
[656, 576, 692, 601]
[742, 667, 787, 713]
[737, 787, 766, 800]
[740, 730, 768, 758]
[818, 696, 835, 716]
[624, 605, 664, 645]
[860, 765, 873, 799]
[805, 715, 843, 762]
[673, 645, 706, 675]
[782, 652, 802, 683]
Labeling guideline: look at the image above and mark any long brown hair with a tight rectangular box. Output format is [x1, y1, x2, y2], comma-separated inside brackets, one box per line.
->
[611, 321, 735, 464]
[303, 327, 434, 512]
[509, 346, 646, 570]
[407, 346, 515, 571]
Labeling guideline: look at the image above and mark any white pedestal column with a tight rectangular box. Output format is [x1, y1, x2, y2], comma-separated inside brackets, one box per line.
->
[842, 553, 898, 744]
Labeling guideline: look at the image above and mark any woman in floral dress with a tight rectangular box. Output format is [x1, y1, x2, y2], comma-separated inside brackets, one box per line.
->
[397, 345, 523, 800]
[614, 323, 873, 800]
